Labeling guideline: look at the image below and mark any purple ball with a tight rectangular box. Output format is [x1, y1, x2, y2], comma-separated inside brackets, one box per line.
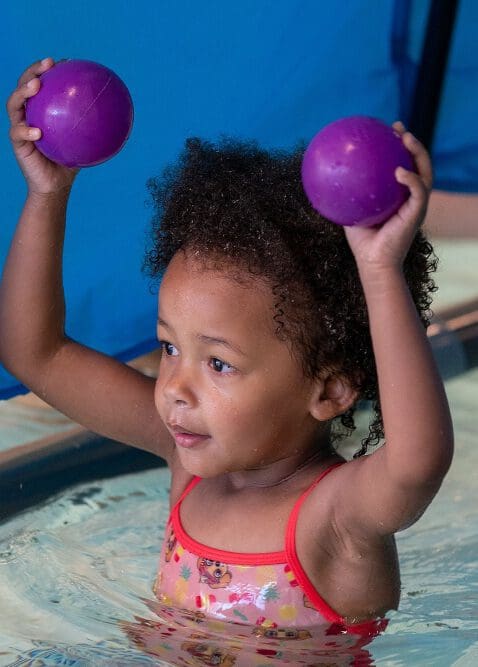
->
[25, 59, 134, 168]
[301, 116, 414, 227]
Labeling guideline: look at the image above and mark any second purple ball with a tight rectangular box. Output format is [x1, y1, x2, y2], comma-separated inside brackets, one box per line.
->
[301, 116, 414, 227]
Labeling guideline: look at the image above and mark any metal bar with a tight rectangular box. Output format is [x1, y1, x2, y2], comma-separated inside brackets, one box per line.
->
[408, 0, 460, 149]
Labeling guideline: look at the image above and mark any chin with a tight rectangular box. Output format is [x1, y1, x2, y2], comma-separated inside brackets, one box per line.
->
[177, 450, 229, 479]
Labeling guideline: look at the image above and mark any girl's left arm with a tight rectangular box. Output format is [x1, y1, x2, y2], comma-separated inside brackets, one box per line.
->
[341, 126, 454, 535]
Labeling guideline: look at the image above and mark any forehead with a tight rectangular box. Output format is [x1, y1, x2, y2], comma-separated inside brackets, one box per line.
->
[159, 250, 276, 333]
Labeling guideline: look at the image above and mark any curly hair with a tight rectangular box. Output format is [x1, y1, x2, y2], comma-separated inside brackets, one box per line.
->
[144, 137, 438, 456]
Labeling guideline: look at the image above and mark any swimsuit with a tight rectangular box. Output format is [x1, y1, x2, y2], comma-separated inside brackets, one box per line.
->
[123, 465, 386, 664]
[154, 464, 384, 637]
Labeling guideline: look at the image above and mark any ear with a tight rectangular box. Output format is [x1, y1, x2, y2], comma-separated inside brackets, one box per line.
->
[307, 372, 359, 421]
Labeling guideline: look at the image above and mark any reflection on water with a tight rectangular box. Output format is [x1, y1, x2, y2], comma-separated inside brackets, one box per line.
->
[1, 368, 478, 666]
[119, 599, 381, 666]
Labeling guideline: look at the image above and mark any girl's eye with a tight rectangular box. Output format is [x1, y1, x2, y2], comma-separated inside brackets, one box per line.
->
[210, 357, 235, 374]
[160, 340, 178, 356]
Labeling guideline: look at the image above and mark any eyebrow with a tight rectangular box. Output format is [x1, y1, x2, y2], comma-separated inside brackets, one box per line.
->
[157, 318, 246, 356]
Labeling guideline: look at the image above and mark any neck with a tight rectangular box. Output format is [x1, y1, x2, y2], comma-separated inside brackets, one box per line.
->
[225, 445, 336, 491]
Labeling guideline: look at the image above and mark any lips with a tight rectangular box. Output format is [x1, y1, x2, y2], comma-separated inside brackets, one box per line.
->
[168, 422, 209, 449]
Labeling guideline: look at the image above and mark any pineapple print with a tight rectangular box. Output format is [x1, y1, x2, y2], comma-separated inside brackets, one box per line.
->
[174, 576, 189, 604]
[261, 582, 280, 605]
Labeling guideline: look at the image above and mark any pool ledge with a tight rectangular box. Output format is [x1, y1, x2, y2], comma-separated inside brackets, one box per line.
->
[0, 427, 164, 522]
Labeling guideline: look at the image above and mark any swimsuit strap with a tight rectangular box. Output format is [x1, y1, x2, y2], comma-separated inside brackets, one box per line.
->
[287, 461, 344, 535]
[285, 462, 345, 624]
[173, 475, 202, 510]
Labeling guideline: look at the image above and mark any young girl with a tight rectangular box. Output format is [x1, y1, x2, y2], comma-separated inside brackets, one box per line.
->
[2, 58, 453, 663]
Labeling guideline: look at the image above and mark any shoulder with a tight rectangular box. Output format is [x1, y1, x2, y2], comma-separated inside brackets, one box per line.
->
[294, 461, 401, 617]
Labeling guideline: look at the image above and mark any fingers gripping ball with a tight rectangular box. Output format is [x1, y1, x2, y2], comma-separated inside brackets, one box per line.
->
[301, 116, 415, 227]
[25, 59, 134, 168]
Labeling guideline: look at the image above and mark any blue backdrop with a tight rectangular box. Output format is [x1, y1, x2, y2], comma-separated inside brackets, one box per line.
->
[1, 1, 477, 398]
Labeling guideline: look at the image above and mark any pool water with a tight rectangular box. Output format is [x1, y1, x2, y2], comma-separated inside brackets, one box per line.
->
[0, 367, 477, 666]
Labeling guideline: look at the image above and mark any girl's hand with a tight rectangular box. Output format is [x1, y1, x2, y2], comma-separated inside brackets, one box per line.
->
[7, 58, 79, 195]
[344, 122, 433, 274]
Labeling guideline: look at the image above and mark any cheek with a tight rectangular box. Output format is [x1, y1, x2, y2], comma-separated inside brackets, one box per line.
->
[201, 389, 239, 427]
[208, 382, 279, 434]
[254, 378, 311, 431]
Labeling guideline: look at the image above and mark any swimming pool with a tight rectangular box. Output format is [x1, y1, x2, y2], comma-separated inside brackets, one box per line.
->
[1, 338, 477, 665]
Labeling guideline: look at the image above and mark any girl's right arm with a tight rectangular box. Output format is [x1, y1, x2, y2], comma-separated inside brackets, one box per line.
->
[0, 58, 175, 462]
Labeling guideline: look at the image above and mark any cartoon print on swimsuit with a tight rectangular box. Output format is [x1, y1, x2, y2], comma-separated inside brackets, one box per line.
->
[252, 626, 312, 640]
[181, 640, 237, 666]
[197, 556, 233, 589]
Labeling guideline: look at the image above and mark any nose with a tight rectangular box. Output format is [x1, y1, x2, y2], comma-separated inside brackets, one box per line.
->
[156, 359, 197, 408]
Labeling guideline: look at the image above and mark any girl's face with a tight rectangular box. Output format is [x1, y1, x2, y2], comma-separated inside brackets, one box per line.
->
[155, 250, 324, 478]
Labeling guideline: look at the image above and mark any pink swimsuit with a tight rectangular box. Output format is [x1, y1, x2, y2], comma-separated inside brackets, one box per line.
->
[123, 466, 386, 665]
[155, 465, 385, 632]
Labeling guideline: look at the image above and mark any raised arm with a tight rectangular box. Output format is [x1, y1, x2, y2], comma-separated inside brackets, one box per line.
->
[0, 58, 174, 461]
[338, 125, 454, 535]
